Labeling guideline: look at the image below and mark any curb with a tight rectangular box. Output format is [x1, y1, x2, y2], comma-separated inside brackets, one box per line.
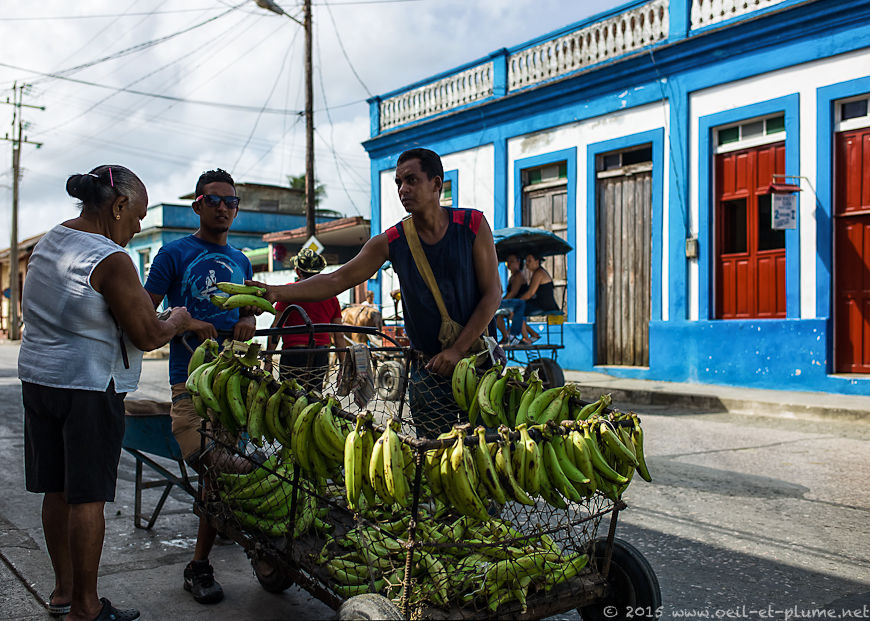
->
[565, 378, 870, 423]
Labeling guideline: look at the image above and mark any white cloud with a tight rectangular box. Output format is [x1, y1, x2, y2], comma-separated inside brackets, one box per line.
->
[0, 0, 625, 245]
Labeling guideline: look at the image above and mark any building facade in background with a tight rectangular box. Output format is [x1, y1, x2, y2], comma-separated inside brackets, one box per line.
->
[363, 0, 870, 395]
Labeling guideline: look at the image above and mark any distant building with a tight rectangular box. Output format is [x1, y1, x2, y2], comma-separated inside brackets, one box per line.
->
[0, 182, 339, 338]
[128, 182, 339, 283]
[363, 0, 870, 395]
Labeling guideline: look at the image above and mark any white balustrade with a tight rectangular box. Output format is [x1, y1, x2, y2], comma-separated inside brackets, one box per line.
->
[507, 0, 669, 92]
[379, 62, 494, 131]
[690, 0, 788, 29]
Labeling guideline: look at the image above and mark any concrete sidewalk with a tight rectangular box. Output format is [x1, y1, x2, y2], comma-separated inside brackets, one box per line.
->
[564, 369, 870, 421]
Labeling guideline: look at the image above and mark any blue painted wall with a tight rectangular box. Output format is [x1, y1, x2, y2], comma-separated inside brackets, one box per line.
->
[363, 0, 870, 395]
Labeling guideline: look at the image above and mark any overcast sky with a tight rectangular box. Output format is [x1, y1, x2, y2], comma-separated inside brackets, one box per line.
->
[0, 0, 625, 247]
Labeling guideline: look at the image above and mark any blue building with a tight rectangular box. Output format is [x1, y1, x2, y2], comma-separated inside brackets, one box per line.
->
[363, 0, 870, 395]
[127, 182, 337, 282]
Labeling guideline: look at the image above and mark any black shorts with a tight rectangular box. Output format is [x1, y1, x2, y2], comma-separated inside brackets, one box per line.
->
[23, 381, 127, 504]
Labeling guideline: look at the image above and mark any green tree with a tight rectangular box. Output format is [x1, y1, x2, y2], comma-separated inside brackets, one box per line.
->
[288, 174, 326, 207]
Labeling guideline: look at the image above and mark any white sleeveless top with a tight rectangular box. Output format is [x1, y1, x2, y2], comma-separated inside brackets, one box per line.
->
[18, 224, 143, 392]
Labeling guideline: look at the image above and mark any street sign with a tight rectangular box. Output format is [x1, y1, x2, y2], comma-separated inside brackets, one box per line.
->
[772, 193, 797, 230]
[303, 235, 324, 254]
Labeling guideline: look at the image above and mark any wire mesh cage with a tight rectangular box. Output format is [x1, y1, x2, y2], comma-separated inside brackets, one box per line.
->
[188, 312, 650, 619]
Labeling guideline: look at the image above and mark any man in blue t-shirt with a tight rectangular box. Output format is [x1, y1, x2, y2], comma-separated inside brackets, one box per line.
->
[145, 168, 255, 605]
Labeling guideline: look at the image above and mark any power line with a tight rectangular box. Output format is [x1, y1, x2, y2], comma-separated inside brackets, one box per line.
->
[314, 35, 363, 216]
[0, 7, 219, 21]
[232, 27, 301, 171]
[0, 61, 304, 116]
[323, 0, 372, 97]
[46, 3, 246, 79]
[0, 61, 366, 116]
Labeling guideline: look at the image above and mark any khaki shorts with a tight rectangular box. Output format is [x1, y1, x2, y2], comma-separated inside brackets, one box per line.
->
[170, 383, 254, 476]
[170, 382, 210, 463]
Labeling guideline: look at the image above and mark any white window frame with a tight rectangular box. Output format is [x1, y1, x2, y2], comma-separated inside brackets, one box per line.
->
[835, 94, 870, 132]
[714, 113, 786, 154]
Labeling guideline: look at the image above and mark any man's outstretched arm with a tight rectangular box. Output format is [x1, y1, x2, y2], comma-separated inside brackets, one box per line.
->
[251, 234, 390, 304]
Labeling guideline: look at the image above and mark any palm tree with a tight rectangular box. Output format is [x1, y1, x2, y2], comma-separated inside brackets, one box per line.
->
[288, 174, 326, 207]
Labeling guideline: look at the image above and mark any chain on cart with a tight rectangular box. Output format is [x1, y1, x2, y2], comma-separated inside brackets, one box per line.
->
[184, 303, 660, 620]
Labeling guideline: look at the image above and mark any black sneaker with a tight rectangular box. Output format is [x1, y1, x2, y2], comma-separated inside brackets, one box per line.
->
[183, 560, 224, 604]
[92, 598, 140, 621]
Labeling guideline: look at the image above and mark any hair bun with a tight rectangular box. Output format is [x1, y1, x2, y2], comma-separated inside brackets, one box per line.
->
[66, 172, 101, 202]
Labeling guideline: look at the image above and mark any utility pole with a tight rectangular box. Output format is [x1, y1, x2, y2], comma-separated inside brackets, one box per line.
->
[255, 0, 316, 239]
[303, 0, 315, 239]
[1, 82, 43, 341]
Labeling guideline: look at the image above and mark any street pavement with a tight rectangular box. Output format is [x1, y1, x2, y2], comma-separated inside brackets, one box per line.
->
[1, 343, 869, 620]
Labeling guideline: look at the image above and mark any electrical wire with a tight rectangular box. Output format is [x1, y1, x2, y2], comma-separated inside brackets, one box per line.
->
[0, 61, 302, 116]
[323, 0, 372, 97]
[45, 3, 246, 79]
[0, 7, 221, 21]
[231, 26, 301, 171]
[313, 35, 364, 215]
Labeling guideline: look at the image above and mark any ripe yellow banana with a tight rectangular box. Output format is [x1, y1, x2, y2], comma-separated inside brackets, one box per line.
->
[344, 416, 364, 509]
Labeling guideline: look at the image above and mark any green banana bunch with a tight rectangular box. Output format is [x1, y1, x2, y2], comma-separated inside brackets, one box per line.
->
[263, 381, 290, 445]
[441, 426, 489, 521]
[291, 399, 324, 474]
[187, 338, 218, 376]
[525, 386, 560, 424]
[368, 426, 396, 505]
[472, 426, 506, 505]
[383, 420, 411, 508]
[246, 377, 272, 444]
[476, 364, 503, 427]
[574, 393, 612, 420]
[515, 423, 542, 497]
[216, 281, 266, 296]
[513, 370, 544, 427]
[630, 413, 652, 482]
[493, 426, 535, 505]
[313, 397, 347, 468]
[212, 293, 276, 315]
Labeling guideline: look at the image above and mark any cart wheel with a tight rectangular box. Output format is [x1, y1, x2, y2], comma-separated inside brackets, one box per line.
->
[579, 537, 661, 621]
[336, 594, 403, 620]
[376, 360, 404, 401]
[252, 559, 293, 593]
[524, 357, 564, 389]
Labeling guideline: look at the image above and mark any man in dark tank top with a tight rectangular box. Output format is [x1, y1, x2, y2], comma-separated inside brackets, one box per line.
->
[251, 148, 503, 434]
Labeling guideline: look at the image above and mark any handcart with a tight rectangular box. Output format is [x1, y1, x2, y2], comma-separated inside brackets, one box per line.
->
[493, 227, 573, 389]
[189, 306, 660, 620]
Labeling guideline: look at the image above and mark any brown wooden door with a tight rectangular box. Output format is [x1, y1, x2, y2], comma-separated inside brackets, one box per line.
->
[523, 185, 568, 308]
[595, 164, 652, 366]
[715, 143, 786, 319]
[834, 128, 870, 373]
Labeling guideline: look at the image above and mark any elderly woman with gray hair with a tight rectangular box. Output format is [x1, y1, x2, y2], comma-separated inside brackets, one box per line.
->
[17, 165, 193, 621]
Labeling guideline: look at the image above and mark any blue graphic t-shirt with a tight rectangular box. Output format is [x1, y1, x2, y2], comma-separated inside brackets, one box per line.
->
[145, 235, 253, 385]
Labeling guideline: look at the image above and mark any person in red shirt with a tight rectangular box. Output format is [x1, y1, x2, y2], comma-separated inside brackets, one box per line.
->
[269, 248, 344, 393]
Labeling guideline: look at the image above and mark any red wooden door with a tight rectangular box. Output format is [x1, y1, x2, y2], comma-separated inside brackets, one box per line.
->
[834, 128, 870, 373]
[715, 143, 786, 319]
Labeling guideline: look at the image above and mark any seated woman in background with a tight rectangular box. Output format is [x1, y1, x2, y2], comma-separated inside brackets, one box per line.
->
[496, 253, 527, 343]
[500, 253, 560, 344]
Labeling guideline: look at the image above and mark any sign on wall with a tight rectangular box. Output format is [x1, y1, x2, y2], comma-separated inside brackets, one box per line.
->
[772, 193, 797, 230]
